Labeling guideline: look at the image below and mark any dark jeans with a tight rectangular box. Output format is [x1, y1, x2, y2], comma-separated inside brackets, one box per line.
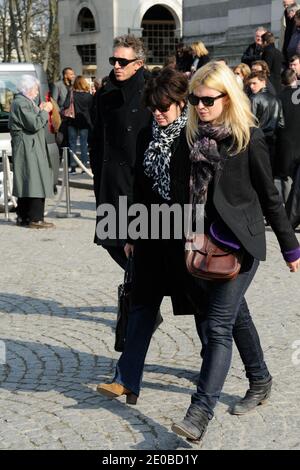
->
[68, 126, 89, 167]
[191, 257, 262, 418]
[17, 197, 45, 223]
[195, 296, 269, 382]
[114, 257, 269, 414]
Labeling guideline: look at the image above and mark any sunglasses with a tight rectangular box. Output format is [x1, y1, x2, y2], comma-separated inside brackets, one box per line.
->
[109, 57, 137, 67]
[148, 104, 171, 113]
[188, 93, 226, 107]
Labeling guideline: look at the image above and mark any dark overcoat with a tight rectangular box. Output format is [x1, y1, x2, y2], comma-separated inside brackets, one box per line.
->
[262, 44, 284, 95]
[130, 126, 205, 316]
[90, 67, 152, 247]
[276, 86, 300, 178]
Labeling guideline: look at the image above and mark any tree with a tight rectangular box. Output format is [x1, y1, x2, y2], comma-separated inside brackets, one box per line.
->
[0, 0, 60, 82]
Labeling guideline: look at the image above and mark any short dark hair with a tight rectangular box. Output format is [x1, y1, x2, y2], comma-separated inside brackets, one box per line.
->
[261, 31, 275, 45]
[289, 54, 300, 63]
[248, 71, 267, 82]
[62, 67, 73, 77]
[281, 68, 297, 86]
[143, 68, 188, 110]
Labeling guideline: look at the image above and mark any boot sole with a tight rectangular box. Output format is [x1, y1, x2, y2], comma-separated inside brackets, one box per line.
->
[96, 386, 138, 405]
[230, 398, 270, 415]
[171, 423, 201, 442]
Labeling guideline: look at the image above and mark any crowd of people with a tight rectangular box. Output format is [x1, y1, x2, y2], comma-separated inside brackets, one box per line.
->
[7, 0, 300, 446]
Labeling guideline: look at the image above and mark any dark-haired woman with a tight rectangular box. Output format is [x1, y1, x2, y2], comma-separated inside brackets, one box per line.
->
[96, 67, 204, 403]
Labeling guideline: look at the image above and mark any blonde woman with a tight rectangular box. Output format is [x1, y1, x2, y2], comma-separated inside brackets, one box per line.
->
[233, 63, 251, 83]
[63, 75, 93, 172]
[190, 41, 210, 73]
[171, 61, 300, 443]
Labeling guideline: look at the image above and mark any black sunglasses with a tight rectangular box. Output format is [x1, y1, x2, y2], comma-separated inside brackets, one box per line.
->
[109, 57, 137, 67]
[188, 93, 227, 107]
[148, 104, 172, 113]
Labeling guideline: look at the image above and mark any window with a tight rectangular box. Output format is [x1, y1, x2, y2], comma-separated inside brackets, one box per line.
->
[78, 8, 96, 32]
[77, 44, 96, 66]
[142, 6, 178, 65]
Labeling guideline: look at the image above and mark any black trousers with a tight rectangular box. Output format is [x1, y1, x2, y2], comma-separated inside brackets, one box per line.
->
[17, 197, 45, 223]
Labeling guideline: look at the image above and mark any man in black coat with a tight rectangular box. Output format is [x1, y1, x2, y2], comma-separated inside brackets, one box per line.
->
[261, 31, 284, 95]
[276, 69, 300, 204]
[90, 35, 152, 269]
[241, 27, 266, 67]
[248, 71, 284, 173]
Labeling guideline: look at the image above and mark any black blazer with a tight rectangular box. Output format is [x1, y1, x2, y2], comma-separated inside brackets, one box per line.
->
[214, 127, 298, 260]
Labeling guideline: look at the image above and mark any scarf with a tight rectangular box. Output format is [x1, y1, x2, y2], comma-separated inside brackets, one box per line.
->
[143, 107, 188, 201]
[189, 123, 231, 205]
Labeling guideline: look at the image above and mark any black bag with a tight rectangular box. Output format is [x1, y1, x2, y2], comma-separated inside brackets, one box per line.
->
[114, 256, 133, 352]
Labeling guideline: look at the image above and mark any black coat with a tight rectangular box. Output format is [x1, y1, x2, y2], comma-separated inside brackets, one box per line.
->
[276, 86, 300, 178]
[130, 126, 205, 315]
[194, 55, 210, 70]
[241, 42, 263, 67]
[90, 67, 152, 247]
[262, 44, 284, 95]
[214, 128, 298, 260]
[250, 88, 284, 139]
[129, 126, 299, 312]
[64, 90, 94, 130]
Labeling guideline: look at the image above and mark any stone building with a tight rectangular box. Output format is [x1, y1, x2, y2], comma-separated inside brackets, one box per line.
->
[58, 0, 183, 78]
[183, 0, 285, 65]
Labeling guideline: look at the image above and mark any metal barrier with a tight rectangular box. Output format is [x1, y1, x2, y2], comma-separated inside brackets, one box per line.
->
[1, 150, 14, 223]
[56, 147, 81, 219]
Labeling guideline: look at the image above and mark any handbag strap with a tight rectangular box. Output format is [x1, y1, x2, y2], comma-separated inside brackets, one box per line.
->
[124, 254, 133, 284]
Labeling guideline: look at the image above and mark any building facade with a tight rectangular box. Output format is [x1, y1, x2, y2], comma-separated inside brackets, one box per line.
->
[58, 0, 183, 78]
[183, 0, 284, 64]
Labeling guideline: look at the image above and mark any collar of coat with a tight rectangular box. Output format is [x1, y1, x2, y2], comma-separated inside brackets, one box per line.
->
[102, 67, 146, 100]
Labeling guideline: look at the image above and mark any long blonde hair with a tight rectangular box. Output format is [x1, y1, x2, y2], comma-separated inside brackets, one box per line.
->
[191, 41, 209, 57]
[186, 61, 256, 154]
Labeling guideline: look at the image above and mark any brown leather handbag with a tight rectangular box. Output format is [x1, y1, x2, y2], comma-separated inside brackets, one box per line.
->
[185, 233, 242, 281]
[61, 89, 75, 119]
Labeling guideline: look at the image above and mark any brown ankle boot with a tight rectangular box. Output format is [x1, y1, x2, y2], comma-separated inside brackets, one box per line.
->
[96, 382, 138, 404]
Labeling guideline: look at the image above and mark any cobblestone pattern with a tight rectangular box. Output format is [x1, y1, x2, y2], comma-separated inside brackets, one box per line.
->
[0, 188, 299, 450]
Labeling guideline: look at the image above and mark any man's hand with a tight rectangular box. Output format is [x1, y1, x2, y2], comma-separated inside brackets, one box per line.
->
[124, 243, 134, 259]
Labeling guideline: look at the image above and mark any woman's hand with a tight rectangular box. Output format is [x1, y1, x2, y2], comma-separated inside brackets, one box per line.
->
[124, 243, 134, 259]
[286, 259, 300, 273]
[40, 101, 53, 113]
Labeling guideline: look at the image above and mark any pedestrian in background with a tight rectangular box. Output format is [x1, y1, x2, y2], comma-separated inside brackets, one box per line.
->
[9, 75, 55, 229]
[64, 75, 93, 173]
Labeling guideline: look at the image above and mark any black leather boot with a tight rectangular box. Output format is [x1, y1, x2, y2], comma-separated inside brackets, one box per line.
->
[171, 404, 209, 442]
[231, 376, 272, 415]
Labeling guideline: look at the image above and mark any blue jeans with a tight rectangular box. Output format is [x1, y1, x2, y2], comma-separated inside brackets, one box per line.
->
[191, 258, 264, 418]
[68, 126, 89, 167]
[114, 257, 269, 412]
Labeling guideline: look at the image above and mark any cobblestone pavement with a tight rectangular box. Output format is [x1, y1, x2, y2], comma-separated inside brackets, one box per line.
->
[0, 188, 300, 450]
